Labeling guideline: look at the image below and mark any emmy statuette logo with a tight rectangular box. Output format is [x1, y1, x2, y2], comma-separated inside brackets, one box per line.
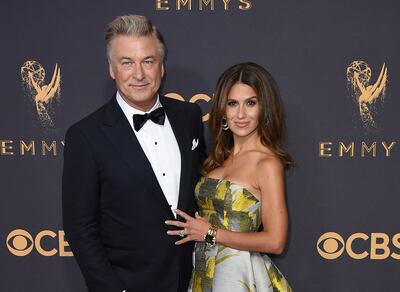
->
[20, 60, 61, 128]
[317, 61, 394, 158]
[346, 61, 388, 129]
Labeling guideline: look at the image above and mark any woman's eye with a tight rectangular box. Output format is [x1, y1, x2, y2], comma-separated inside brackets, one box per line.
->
[227, 101, 237, 106]
[247, 100, 257, 106]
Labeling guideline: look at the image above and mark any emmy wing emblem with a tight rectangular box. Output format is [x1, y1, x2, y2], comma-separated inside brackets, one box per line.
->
[346, 61, 388, 129]
[21, 60, 61, 128]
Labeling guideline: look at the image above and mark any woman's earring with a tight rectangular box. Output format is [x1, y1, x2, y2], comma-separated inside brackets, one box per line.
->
[222, 117, 229, 131]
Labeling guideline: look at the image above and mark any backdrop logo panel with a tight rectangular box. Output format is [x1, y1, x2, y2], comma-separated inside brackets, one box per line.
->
[317, 232, 400, 260]
[318, 141, 396, 158]
[166, 92, 210, 121]
[0, 140, 64, 156]
[318, 60, 394, 158]
[20, 60, 62, 129]
[6, 229, 73, 257]
[155, 0, 252, 11]
[346, 61, 388, 129]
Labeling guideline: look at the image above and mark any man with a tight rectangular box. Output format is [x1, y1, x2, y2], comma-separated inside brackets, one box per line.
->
[62, 15, 205, 292]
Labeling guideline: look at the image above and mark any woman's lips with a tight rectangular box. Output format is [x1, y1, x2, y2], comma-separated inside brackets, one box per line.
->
[234, 122, 249, 128]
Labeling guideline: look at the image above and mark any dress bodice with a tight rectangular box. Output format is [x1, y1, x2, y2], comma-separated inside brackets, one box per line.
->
[195, 177, 261, 233]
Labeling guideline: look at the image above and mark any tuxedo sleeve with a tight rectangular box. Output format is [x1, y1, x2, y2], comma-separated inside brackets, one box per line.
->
[62, 125, 125, 292]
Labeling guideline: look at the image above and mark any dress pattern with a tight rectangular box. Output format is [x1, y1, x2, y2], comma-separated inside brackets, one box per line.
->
[188, 177, 292, 292]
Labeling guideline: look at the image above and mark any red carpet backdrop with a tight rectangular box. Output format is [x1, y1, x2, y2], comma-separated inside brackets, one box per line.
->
[1, 1, 399, 291]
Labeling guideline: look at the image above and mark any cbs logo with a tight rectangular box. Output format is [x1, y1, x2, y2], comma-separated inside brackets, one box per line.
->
[6, 229, 73, 257]
[165, 92, 210, 121]
[317, 232, 400, 260]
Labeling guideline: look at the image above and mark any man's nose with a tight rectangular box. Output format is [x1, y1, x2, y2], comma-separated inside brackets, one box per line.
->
[132, 63, 145, 80]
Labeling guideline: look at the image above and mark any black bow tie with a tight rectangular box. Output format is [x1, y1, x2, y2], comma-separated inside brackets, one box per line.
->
[132, 107, 166, 131]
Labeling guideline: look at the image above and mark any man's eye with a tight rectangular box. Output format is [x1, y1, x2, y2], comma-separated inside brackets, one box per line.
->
[122, 61, 132, 66]
[143, 60, 154, 65]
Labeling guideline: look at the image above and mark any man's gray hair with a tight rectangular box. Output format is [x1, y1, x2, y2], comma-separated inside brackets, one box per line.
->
[105, 15, 166, 63]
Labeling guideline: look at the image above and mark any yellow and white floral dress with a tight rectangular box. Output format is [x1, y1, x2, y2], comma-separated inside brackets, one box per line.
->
[188, 177, 292, 292]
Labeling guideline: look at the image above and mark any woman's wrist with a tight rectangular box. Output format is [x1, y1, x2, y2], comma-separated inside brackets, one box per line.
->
[204, 224, 218, 247]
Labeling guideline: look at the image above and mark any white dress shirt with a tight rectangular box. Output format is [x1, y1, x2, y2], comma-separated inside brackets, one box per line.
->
[116, 92, 181, 216]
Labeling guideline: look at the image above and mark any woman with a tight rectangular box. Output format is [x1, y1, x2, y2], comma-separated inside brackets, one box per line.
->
[166, 62, 293, 291]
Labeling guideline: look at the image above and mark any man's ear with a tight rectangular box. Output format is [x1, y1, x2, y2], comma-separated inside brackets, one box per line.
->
[109, 63, 115, 80]
[161, 63, 165, 78]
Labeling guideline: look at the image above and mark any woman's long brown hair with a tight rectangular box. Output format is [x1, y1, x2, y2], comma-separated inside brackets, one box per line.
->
[202, 62, 293, 175]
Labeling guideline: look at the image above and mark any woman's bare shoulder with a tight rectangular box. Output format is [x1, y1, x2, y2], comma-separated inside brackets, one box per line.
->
[206, 166, 224, 179]
[255, 150, 283, 177]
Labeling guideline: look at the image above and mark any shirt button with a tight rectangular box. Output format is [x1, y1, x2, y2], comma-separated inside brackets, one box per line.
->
[163, 173, 166, 176]
[155, 141, 158, 145]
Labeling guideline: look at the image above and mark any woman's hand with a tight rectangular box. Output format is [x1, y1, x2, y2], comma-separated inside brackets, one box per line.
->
[165, 209, 210, 245]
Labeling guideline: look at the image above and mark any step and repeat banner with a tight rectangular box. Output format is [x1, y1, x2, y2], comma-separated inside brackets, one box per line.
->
[1, 1, 399, 291]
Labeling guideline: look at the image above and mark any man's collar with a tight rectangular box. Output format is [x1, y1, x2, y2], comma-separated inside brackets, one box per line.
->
[116, 91, 161, 118]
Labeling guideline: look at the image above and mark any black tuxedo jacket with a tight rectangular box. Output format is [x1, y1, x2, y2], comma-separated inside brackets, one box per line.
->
[62, 95, 205, 292]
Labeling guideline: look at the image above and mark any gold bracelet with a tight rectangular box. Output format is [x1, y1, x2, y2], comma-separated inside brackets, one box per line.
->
[204, 225, 217, 247]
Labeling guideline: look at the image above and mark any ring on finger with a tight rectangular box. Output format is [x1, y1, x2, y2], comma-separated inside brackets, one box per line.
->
[179, 229, 185, 237]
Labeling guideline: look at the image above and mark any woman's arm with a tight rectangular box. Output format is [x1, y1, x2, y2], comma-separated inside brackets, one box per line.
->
[165, 157, 289, 254]
[216, 158, 288, 254]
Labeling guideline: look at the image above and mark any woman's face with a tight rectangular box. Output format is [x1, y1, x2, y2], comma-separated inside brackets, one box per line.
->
[225, 83, 260, 139]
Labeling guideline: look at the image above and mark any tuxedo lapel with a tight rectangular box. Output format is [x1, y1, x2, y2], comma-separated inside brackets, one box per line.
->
[161, 97, 193, 213]
[101, 97, 174, 218]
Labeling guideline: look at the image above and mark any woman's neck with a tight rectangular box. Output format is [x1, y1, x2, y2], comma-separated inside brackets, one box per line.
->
[232, 131, 260, 156]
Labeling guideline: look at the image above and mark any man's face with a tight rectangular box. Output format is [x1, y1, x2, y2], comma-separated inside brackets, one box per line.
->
[109, 35, 164, 111]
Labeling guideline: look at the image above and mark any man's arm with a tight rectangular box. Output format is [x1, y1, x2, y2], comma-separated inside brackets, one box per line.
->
[62, 125, 125, 292]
